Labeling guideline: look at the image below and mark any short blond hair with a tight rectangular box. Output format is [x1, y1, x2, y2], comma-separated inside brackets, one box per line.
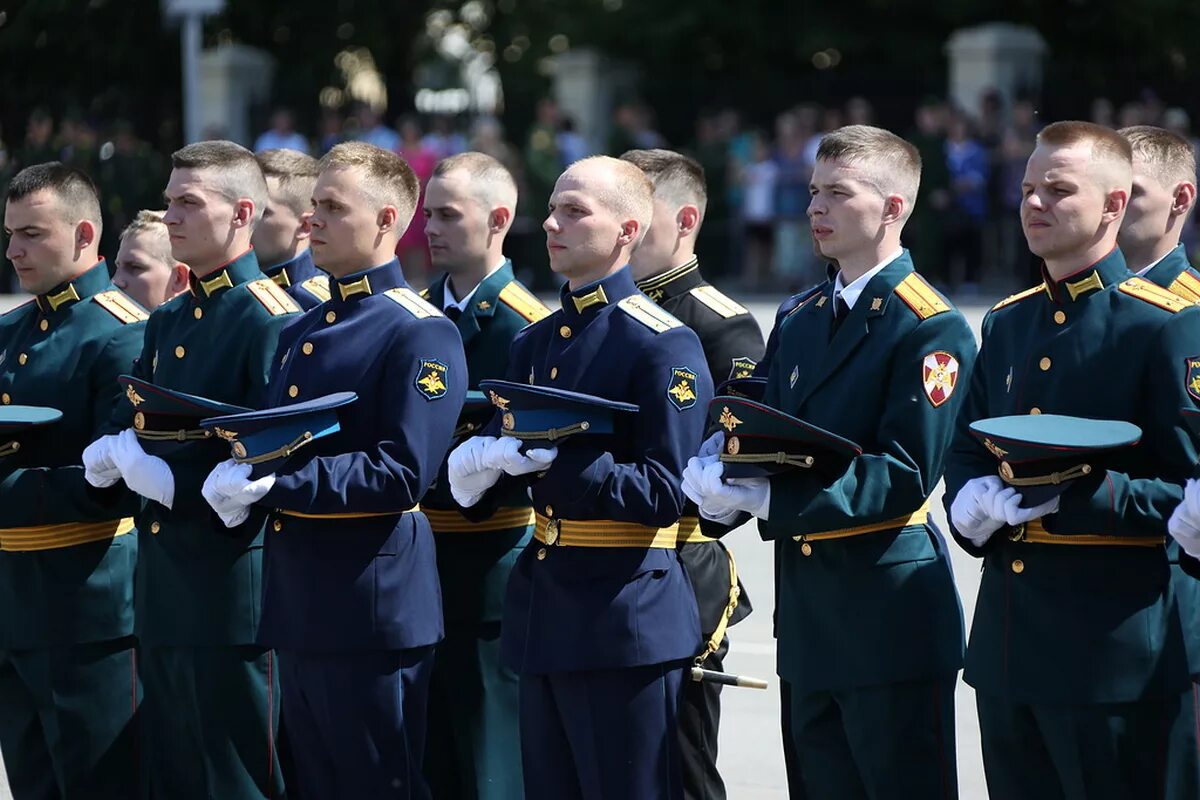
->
[816, 125, 922, 220]
[1119, 125, 1197, 189]
[119, 209, 174, 267]
[1037, 120, 1133, 189]
[319, 142, 420, 228]
[432, 151, 518, 214]
[565, 155, 654, 238]
[171, 140, 268, 225]
[256, 149, 320, 217]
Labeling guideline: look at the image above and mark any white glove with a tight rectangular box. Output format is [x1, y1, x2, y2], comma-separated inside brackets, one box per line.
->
[82, 434, 122, 488]
[697, 430, 724, 460]
[489, 436, 558, 477]
[1169, 478, 1200, 558]
[448, 436, 503, 508]
[111, 429, 175, 509]
[995, 490, 1060, 527]
[681, 433, 728, 510]
[949, 476, 1009, 546]
[699, 460, 771, 519]
[202, 460, 277, 528]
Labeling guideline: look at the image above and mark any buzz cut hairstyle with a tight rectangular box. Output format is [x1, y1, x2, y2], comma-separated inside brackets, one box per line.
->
[618, 148, 709, 223]
[1118, 125, 1197, 189]
[171, 140, 269, 225]
[432, 151, 519, 215]
[119, 210, 176, 268]
[6, 161, 104, 237]
[815, 125, 922, 221]
[1037, 120, 1133, 188]
[256, 149, 321, 217]
[566, 155, 655, 242]
[319, 141, 421, 228]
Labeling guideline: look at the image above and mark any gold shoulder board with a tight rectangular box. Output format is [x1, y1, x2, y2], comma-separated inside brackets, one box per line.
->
[894, 274, 951, 320]
[300, 276, 331, 303]
[498, 282, 551, 323]
[1119, 277, 1194, 313]
[419, 287, 431, 300]
[247, 279, 301, 316]
[990, 283, 1047, 312]
[385, 287, 443, 319]
[688, 285, 749, 318]
[1167, 272, 1200, 305]
[93, 290, 149, 323]
[618, 294, 683, 333]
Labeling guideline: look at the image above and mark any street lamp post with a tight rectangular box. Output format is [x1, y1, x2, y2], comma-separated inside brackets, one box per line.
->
[161, 0, 227, 144]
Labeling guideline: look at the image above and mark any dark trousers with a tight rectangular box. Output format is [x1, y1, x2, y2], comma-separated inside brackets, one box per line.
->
[677, 638, 728, 800]
[279, 646, 435, 800]
[1166, 684, 1199, 799]
[0, 637, 138, 800]
[788, 674, 958, 800]
[425, 622, 523, 799]
[139, 644, 282, 800]
[519, 662, 687, 800]
[977, 690, 1176, 800]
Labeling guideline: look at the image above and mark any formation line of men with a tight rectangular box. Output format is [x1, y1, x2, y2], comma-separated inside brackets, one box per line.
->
[3, 117, 1200, 800]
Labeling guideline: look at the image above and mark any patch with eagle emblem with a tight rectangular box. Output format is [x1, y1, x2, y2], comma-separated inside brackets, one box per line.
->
[415, 358, 449, 401]
[666, 366, 699, 411]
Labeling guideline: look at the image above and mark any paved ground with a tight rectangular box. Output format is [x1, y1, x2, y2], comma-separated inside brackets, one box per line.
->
[0, 293, 998, 799]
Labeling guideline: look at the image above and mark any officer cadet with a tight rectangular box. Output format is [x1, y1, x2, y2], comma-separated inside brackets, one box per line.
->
[619, 147, 763, 800]
[253, 148, 330, 309]
[84, 140, 300, 799]
[684, 125, 972, 799]
[448, 155, 713, 800]
[419, 151, 550, 799]
[0, 163, 147, 799]
[199, 141, 467, 799]
[1118, 124, 1200, 799]
[113, 209, 190, 311]
[944, 121, 1200, 799]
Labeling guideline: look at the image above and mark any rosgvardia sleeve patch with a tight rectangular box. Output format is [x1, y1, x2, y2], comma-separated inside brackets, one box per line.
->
[667, 366, 699, 411]
[415, 358, 449, 401]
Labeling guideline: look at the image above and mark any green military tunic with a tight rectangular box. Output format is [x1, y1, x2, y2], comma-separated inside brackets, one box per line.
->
[0, 261, 146, 799]
[125, 249, 300, 800]
[944, 248, 1200, 799]
[420, 261, 550, 800]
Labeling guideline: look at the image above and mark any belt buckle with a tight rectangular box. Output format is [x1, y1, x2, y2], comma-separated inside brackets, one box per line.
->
[545, 519, 561, 546]
[1008, 522, 1027, 542]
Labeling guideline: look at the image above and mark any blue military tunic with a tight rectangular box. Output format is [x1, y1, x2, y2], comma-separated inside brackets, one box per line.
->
[263, 249, 330, 311]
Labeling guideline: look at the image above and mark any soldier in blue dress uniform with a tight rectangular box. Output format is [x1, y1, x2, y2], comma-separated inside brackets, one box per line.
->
[253, 149, 330, 309]
[201, 142, 467, 799]
[448, 156, 712, 800]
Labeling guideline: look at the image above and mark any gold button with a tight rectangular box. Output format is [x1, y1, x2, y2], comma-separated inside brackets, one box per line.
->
[175, 346, 185, 358]
[273, 520, 283, 532]
[325, 311, 337, 324]
[800, 542, 813, 556]
[550, 367, 558, 379]
[1039, 357, 1051, 371]
[1, 394, 9, 405]
[39, 319, 49, 331]
[17, 353, 27, 365]
[150, 522, 161, 534]
[302, 342, 314, 355]
[560, 325, 572, 339]
[1011, 559, 1025, 574]
[536, 547, 547, 560]
[545, 505, 553, 517]
[1053, 310, 1066, 324]
[194, 307, 203, 320]
[1030, 407, 1041, 415]
[289, 385, 299, 398]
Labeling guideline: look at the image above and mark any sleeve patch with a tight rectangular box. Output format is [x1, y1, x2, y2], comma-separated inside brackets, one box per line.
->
[247, 279, 302, 316]
[299, 276, 331, 303]
[922, 351, 960, 408]
[386, 287, 443, 319]
[990, 283, 1048, 312]
[894, 274, 951, 320]
[619, 295, 683, 333]
[1119, 277, 1194, 313]
[498, 282, 551, 323]
[93, 290, 149, 323]
[729, 356, 758, 380]
[666, 366, 699, 411]
[1187, 357, 1200, 402]
[689, 285, 749, 318]
[415, 358, 450, 400]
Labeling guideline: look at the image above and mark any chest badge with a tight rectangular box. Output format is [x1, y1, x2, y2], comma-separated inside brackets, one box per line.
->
[922, 351, 960, 408]
[415, 358, 449, 401]
[1006, 366, 1013, 394]
[0, 351, 6, 368]
[666, 366, 699, 411]
[789, 365, 799, 389]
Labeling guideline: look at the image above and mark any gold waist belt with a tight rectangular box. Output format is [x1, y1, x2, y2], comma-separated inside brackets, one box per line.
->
[792, 501, 931, 543]
[277, 505, 418, 520]
[677, 515, 716, 544]
[421, 506, 536, 533]
[1011, 519, 1164, 548]
[0, 517, 135, 552]
[533, 513, 679, 549]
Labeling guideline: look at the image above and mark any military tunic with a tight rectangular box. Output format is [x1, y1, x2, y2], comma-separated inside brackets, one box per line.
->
[126, 248, 299, 800]
[419, 261, 549, 800]
[944, 249, 1200, 799]
[263, 249, 330, 311]
[0, 261, 146, 799]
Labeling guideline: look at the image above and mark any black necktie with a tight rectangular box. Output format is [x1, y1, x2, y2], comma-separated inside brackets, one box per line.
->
[830, 294, 850, 336]
[444, 305, 462, 322]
